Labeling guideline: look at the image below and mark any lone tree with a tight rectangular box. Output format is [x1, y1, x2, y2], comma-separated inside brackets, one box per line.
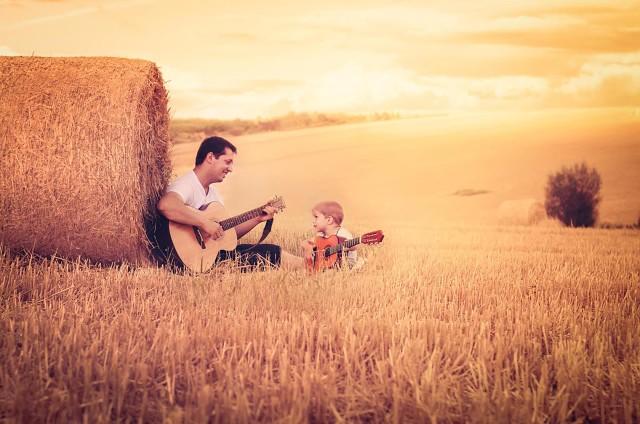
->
[545, 162, 602, 227]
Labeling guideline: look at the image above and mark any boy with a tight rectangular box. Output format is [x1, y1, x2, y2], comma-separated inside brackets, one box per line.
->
[303, 201, 359, 269]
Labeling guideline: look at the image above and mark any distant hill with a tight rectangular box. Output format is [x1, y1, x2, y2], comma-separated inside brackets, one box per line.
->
[170, 112, 401, 144]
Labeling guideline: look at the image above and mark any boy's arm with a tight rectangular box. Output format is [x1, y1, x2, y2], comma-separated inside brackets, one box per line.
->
[301, 238, 315, 260]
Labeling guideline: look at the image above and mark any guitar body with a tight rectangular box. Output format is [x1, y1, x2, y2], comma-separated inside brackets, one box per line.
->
[304, 230, 384, 272]
[305, 235, 341, 271]
[168, 201, 237, 273]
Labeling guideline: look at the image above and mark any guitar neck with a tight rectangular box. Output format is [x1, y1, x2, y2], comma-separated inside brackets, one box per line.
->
[219, 206, 265, 230]
[325, 237, 361, 257]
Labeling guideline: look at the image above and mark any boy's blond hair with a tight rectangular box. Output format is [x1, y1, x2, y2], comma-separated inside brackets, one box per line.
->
[313, 201, 344, 225]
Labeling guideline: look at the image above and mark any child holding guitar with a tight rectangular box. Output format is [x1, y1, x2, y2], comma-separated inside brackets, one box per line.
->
[302, 201, 384, 271]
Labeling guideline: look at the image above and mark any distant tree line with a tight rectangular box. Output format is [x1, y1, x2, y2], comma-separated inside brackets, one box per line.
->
[170, 111, 401, 144]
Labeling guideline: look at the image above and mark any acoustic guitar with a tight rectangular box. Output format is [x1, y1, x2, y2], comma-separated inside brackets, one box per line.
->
[304, 230, 384, 271]
[168, 196, 285, 273]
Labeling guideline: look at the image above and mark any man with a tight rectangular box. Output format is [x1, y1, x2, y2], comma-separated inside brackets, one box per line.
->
[156, 136, 304, 271]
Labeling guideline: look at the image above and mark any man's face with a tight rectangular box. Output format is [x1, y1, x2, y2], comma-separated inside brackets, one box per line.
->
[208, 148, 235, 182]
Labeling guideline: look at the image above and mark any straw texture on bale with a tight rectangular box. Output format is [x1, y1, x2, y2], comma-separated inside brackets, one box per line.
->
[0, 57, 171, 264]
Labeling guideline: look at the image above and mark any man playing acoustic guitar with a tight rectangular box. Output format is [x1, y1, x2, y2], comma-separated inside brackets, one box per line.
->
[156, 136, 305, 271]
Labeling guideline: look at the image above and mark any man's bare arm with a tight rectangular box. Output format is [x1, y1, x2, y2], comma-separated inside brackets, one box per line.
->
[234, 217, 262, 239]
[157, 192, 205, 227]
[157, 192, 224, 239]
[234, 205, 276, 240]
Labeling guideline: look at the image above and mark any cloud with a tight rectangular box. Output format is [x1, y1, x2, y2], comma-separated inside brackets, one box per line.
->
[477, 14, 581, 31]
[446, 3, 640, 54]
[158, 2, 639, 118]
[162, 63, 302, 97]
[168, 63, 428, 118]
[557, 52, 640, 106]
[561, 52, 640, 93]
[518, 4, 636, 21]
[170, 90, 286, 120]
[409, 75, 549, 109]
[452, 26, 640, 53]
[469, 76, 549, 99]
[2, 0, 153, 30]
[219, 32, 258, 42]
[315, 73, 548, 113]
[167, 62, 556, 118]
[286, 63, 426, 112]
[4, 6, 96, 30]
[6, 0, 622, 117]
[0, 46, 17, 55]
[299, 6, 463, 36]
[161, 65, 206, 92]
[398, 43, 587, 79]
[206, 79, 302, 95]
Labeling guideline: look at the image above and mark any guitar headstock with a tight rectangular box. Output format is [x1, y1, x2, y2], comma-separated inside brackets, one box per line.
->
[361, 230, 384, 245]
[265, 195, 286, 213]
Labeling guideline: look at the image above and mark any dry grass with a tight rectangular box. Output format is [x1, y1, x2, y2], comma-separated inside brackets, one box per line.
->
[0, 56, 171, 264]
[1, 223, 638, 422]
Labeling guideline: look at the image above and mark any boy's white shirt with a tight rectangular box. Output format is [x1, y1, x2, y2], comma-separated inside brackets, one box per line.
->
[166, 170, 224, 209]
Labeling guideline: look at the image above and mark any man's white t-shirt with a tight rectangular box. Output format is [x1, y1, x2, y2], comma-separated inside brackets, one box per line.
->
[166, 170, 223, 209]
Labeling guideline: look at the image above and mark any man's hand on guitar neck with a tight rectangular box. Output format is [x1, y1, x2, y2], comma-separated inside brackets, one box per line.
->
[257, 205, 277, 222]
[195, 204, 278, 241]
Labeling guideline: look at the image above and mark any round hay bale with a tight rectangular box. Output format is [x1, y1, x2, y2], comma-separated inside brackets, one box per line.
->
[0, 57, 171, 264]
[497, 198, 547, 225]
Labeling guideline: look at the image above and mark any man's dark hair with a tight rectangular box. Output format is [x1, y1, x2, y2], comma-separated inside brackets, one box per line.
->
[195, 136, 237, 166]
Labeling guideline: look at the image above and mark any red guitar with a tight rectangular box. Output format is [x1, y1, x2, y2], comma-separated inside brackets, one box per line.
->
[304, 230, 384, 271]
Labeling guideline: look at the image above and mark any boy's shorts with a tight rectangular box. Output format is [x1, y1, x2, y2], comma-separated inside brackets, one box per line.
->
[215, 243, 282, 271]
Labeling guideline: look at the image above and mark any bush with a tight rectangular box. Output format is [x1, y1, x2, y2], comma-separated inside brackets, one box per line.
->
[545, 163, 602, 227]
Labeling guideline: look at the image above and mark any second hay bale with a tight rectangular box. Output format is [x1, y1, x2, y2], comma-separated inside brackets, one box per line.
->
[497, 198, 547, 226]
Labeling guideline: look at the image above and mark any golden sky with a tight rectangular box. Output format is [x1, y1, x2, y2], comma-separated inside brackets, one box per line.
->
[1, 0, 639, 118]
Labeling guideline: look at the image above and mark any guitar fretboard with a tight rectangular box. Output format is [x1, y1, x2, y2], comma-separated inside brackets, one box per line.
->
[219, 207, 265, 230]
[323, 237, 361, 257]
